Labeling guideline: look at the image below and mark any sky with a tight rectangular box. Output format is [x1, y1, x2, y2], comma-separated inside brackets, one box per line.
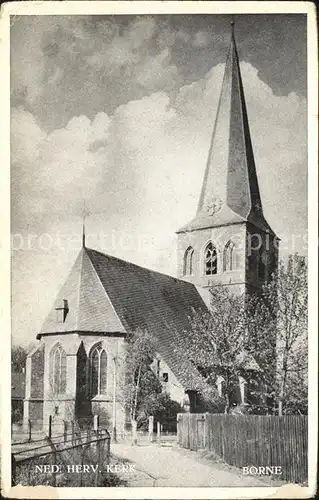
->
[10, 14, 307, 346]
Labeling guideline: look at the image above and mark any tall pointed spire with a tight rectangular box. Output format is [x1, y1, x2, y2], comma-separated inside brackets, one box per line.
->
[198, 20, 263, 218]
[178, 22, 273, 234]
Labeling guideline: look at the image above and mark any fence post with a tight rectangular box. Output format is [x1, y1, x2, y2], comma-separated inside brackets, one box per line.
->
[95, 435, 101, 487]
[204, 412, 209, 449]
[157, 421, 161, 443]
[105, 431, 111, 466]
[93, 415, 99, 433]
[51, 445, 57, 487]
[11, 454, 16, 486]
[64, 421, 68, 443]
[80, 445, 85, 487]
[48, 415, 52, 440]
[176, 414, 180, 445]
[28, 419, 32, 442]
[148, 416, 154, 442]
[71, 421, 75, 444]
[46, 436, 57, 487]
[221, 415, 225, 459]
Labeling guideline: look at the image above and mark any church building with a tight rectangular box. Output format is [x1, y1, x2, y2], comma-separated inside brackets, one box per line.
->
[23, 25, 279, 434]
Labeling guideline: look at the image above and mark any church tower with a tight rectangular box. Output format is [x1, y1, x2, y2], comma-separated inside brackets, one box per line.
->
[177, 23, 279, 293]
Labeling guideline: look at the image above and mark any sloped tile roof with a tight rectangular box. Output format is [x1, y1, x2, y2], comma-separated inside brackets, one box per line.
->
[86, 248, 209, 388]
[39, 249, 125, 335]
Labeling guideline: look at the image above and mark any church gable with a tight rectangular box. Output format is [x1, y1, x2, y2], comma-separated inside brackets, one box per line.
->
[77, 251, 125, 333]
[39, 251, 83, 334]
[38, 248, 125, 337]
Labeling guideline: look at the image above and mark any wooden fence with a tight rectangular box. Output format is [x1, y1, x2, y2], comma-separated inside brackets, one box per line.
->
[177, 413, 308, 484]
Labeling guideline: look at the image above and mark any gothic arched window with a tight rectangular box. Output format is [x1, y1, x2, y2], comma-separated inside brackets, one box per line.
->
[204, 242, 217, 275]
[223, 240, 240, 271]
[50, 344, 67, 395]
[183, 247, 194, 276]
[90, 344, 107, 397]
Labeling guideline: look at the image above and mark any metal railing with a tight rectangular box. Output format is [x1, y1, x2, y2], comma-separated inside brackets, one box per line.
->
[12, 417, 111, 487]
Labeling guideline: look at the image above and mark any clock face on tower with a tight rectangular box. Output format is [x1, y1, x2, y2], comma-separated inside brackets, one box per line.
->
[206, 195, 223, 216]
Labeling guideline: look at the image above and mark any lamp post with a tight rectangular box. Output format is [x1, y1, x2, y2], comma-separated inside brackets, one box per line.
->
[112, 356, 117, 443]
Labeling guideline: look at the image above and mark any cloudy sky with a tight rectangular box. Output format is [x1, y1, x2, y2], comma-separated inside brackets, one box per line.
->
[11, 14, 307, 346]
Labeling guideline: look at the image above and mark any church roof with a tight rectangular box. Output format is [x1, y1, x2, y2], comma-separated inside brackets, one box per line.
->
[39, 248, 126, 335]
[177, 25, 275, 236]
[38, 246, 210, 390]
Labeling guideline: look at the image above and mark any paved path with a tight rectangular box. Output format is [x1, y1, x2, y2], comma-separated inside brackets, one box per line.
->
[111, 441, 276, 487]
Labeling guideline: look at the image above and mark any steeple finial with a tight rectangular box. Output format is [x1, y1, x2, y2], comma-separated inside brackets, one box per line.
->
[230, 19, 235, 40]
[81, 202, 90, 248]
[82, 218, 86, 248]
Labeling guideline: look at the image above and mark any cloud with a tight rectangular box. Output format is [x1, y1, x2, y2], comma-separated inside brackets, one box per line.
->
[193, 31, 212, 48]
[135, 48, 180, 91]
[126, 17, 157, 49]
[12, 59, 306, 248]
[11, 15, 307, 139]
[11, 16, 184, 131]
[11, 107, 46, 165]
[11, 109, 111, 222]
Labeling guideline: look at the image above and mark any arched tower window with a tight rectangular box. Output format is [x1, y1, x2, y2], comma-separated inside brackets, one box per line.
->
[223, 241, 240, 271]
[89, 343, 107, 397]
[50, 343, 67, 395]
[183, 247, 194, 276]
[204, 242, 217, 275]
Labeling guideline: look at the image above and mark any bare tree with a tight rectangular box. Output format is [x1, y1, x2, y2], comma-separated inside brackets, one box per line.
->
[12, 343, 36, 373]
[176, 286, 249, 414]
[175, 254, 307, 415]
[120, 329, 160, 444]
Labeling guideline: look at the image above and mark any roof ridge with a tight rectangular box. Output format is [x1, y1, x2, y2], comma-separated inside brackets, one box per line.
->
[75, 248, 84, 331]
[85, 247, 195, 286]
[235, 46, 252, 220]
[85, 249, 126, 333]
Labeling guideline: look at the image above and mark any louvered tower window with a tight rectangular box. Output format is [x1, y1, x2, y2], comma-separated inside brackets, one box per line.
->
[204, 242, 217, 275]
[223, 240, 240, 271]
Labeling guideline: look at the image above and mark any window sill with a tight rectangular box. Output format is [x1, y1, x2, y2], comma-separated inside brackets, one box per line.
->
[91, 394, 110, 401]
